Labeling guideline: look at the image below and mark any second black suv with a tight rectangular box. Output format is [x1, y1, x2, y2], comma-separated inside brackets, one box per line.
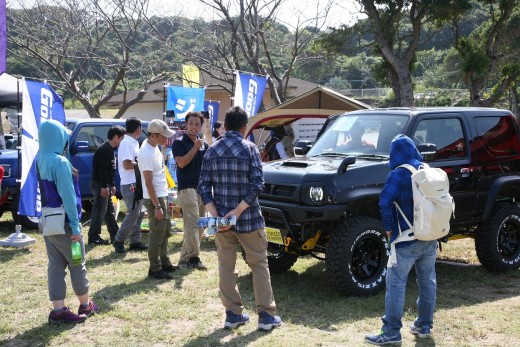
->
[260, 107, 520, 296]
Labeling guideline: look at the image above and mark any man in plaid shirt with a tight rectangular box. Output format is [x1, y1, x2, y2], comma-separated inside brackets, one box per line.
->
[198, 106, 282, 331]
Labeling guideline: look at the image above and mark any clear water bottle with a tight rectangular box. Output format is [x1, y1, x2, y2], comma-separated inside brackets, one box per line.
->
[71, 241, 82, 266]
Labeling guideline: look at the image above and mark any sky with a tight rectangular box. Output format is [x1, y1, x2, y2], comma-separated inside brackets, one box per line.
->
[148, 0, 363, 30]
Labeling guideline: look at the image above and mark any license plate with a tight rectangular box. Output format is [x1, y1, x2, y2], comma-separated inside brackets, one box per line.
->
[265, 227, 284, 245]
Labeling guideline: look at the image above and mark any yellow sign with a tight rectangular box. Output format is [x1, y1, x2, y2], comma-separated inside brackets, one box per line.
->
[265, 227, 283, 245]
[182, 65, 200, 87]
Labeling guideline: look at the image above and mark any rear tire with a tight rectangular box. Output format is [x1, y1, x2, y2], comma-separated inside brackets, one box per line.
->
[326, 217, 388, 296]
[475, 203, 520, 272]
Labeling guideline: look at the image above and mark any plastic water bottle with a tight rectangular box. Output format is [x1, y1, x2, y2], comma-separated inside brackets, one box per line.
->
[71, 242, 82, 266]
[198, 215, 237, 228]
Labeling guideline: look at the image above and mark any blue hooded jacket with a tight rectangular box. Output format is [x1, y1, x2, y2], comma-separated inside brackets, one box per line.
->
[379, 134, 423, 244]
[37, 120, 82, 235]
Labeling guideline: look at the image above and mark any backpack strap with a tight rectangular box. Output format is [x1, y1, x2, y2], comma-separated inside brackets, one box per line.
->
[388, 202, 416, 267]
[397, 163, 417, 173]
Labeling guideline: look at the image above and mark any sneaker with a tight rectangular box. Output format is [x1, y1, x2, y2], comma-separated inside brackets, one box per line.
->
[365, 330, 402, 345]
[410, 325, 431, 338]
[113, 241, 126, 253]
[88, 237, 109, 245]
[162, 264, 180, 273]
[128, 242, 148, 251]
[148, 269, 173, 280]
[48, 307, 87, 324]
[78, 300, 100, 317]
[224, 310, 250, 329]
[186, 256, 208, 270]
[258, 311, 282, 331]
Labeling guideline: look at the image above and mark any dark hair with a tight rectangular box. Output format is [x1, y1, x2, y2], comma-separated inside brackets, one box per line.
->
[272, 126, 286, 140]
[125, 117, 141, 134]
[212, 121, 223, 138]
[185, 112, 204, 125]
[107, 125, 126, 140]
[224, 106, 248, 131]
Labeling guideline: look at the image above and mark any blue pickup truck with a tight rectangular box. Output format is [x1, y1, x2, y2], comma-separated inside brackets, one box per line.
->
[0, 118, 148, 229]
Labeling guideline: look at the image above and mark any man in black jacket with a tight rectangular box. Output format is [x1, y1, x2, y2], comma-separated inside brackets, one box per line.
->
[88, 125, 125, 245]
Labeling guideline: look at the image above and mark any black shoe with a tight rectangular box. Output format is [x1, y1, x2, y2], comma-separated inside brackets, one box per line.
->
[113, 241, 126, 253]
[88, 237, 110, 245]
[187, 256, 208, 270]
[128, 242, 148, 251]
[148, 269, 173, 280]
[162, 264, 179, 273]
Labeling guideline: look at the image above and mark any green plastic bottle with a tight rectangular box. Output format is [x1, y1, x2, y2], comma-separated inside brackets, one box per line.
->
[71, 242, 82, 266]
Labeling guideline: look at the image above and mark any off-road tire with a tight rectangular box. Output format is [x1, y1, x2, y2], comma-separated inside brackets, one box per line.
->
[475, 203, 520, 272]
[242, 242, 298, 273]
[326, 216, 388, 296]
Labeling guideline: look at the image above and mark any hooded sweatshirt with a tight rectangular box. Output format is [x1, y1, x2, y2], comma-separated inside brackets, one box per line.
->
[37, 120, 82, 235]
[379, 134, 423, 244]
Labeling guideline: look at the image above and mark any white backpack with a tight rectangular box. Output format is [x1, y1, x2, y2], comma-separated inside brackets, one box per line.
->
[388, 163, 455, 267]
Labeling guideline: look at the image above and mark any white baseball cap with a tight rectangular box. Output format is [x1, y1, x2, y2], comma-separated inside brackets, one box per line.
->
[148, 119, 175, 138]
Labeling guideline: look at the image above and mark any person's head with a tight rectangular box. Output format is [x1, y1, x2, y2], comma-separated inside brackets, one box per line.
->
[349, 123, 365, 143]
[212, 121, 224, 138]
[224, 106, 248, 133]
[108, 125, 126, 148]
[388, 134, 423, 169]
[125, 117, 142, 137]
[272, 126, 286, 140]
[147, 119, 175, 146]
[185, 112, 204, 138]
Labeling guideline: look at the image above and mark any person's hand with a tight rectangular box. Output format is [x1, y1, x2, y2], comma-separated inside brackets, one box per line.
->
[100, 187, 109, 198]
[71, 234, 81, 242]
[111, 186, 116, 196]
[155, 207, 164, 220]
[194, 138, 204, 151]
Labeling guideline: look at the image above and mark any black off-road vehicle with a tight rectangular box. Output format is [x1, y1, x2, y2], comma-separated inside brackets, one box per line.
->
[260, 107, 520, 296]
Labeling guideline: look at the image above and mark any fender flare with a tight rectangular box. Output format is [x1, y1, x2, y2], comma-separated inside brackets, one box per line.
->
[481, 175, 520, 221]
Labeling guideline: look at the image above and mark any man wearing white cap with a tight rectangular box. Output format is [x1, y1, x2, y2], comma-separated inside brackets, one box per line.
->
[138, 119, 178, 280]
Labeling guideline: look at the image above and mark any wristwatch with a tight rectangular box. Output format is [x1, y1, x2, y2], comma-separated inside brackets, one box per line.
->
[155, 205, 162, 209]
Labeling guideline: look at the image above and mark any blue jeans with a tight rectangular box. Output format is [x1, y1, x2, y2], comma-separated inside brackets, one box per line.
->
[382, 240, 437, 335]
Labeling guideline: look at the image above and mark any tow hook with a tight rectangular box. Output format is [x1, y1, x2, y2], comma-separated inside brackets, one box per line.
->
[302, 230, 322, 251]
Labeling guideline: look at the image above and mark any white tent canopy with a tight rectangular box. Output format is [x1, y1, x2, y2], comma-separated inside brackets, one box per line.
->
[0, 73, 20, 107]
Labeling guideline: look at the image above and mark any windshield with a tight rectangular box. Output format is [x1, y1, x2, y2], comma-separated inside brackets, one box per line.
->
[307, 114, 409, 158]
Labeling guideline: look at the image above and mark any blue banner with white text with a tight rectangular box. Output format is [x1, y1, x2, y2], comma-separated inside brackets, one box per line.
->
[166, 86, 205, 121]
[20, 79, 66, 217]
[234, 72, 267, 117]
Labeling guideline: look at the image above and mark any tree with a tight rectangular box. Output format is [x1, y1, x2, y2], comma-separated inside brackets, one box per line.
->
[449, 1, 520, 107]
[147, 0, 334, 105]
[7, 0, 169, 118]
[318, 0, 471, 106]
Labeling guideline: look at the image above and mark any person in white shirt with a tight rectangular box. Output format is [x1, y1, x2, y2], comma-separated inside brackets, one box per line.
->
[138, 119, 179, 280]
[113, 117, 148, 254]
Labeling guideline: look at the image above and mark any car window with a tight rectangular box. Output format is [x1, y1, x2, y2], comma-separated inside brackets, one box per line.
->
[75, 125, 112, 152]
[412, 118, 466, 160]
[475, 116, 520, 157]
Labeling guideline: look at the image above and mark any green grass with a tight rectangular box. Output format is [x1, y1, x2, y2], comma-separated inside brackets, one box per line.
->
[1, 213, 520, 346]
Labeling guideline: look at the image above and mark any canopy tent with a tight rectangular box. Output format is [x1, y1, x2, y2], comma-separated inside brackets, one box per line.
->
[245, 86, 370, 137]
[0, 73, 20, 107]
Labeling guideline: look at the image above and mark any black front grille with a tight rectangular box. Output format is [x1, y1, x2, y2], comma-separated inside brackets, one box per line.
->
[261, 183, 298, 201]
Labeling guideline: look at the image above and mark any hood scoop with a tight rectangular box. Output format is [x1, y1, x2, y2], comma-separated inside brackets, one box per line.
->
[280, 161, 310, 168]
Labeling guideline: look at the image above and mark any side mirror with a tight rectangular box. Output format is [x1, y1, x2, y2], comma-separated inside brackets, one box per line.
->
[294, 140, 313, 155]
[74, 141, 90, 153]
[417, 143, 437, 161]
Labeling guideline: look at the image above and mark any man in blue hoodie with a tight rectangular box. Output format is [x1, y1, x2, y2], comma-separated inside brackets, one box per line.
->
[38, 119, 99, 324]
[365, 135, 438, 345]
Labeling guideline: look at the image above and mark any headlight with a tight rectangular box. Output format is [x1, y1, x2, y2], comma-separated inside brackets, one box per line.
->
[309, 186, 324, 203]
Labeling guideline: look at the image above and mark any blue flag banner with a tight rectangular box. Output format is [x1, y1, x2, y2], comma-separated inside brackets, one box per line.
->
[166, 86, 205, 121]
[0, 0, 6, 74]
[20, 79, 66, 217]
[204, 100, 220, 130]
[233, 72, 267, 117]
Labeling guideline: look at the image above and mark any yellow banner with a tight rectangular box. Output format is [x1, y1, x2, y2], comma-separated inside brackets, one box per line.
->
[182, 65, 200, 87]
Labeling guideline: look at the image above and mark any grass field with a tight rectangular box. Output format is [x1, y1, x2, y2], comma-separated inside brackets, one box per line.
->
[1, 212, 520, 347]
